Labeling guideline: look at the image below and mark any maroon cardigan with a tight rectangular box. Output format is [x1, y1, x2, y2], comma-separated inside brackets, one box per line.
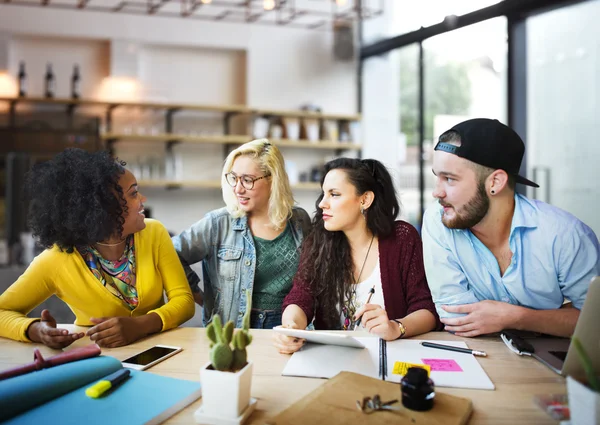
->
[282, 221, 441, 330]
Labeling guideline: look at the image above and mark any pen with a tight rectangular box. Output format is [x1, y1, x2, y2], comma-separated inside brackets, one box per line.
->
[421, 341, 487, 357]
[85, 368, 131, 398]
[353, 285, 376, 330]
[379, 338, 384, 379]
[382, 339, 387, 381]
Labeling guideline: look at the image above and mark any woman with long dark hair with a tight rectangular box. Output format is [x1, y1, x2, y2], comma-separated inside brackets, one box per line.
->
[273, 158, 439, 353]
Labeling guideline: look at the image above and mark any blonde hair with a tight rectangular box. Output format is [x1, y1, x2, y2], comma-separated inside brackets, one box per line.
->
[221, 139, 295, 230]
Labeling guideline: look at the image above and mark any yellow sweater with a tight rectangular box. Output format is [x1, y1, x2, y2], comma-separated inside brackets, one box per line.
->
[0, 219, 195, 342]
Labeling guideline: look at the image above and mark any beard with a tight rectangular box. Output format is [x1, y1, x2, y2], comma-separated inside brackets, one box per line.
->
[440, 180, 490, 229]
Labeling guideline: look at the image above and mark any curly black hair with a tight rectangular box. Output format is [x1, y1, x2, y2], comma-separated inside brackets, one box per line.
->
[25, 148, 127, 253]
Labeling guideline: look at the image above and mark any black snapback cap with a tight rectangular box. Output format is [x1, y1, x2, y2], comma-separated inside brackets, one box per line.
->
[434, 118, 539, 188]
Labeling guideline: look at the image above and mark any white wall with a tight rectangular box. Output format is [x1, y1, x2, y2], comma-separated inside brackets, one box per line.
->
[0, 6, 357, 110]
[0, 4, 359, 233]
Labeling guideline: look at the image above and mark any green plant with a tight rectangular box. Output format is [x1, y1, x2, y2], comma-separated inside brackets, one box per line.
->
[572, 336, 600, 392]
[206, 290, 253, 372]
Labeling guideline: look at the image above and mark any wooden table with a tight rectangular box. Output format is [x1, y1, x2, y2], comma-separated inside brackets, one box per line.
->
[0, 328, 566, 424]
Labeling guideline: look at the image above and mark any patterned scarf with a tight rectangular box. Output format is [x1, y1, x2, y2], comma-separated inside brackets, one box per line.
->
[79, 235, 138, 309]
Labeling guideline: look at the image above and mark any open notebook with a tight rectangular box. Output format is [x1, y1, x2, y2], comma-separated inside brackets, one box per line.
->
[282, 337, 495, 390]
[0, 355, 202, 424]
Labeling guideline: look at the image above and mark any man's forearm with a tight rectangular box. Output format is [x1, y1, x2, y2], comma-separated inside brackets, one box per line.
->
[512, 306, 580, 337]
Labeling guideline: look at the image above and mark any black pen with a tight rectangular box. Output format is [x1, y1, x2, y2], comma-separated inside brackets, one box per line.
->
[354, 285, 375, 330]
[382, 339, 387, 381]
[421, 341, 487, 357]
[379, 338, 384, 379]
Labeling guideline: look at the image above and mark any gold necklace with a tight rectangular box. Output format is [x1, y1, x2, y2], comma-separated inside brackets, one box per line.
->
[344, 234, 375, 329]
[355, 234, 375, 285]
[95, 239, 126, 247]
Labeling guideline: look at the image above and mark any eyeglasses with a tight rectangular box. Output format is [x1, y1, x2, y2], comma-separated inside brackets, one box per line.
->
[224, 172, 270, 190]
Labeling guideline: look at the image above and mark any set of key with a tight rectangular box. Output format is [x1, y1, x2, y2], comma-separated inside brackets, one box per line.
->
[356, 394, 403, 414]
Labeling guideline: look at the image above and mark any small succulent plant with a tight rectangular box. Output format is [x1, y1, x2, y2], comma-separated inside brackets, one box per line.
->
[207, 290, 253, 372]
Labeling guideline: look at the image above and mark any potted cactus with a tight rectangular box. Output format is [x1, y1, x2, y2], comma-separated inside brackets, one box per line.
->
[197, 290, 254, 421]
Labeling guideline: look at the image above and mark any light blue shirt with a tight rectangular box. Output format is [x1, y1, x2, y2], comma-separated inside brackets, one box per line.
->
[422, 194, 600, 319]
[172, 207, 311, 327]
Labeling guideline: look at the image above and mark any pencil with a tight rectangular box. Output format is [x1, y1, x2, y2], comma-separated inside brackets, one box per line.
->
[353, 285, 376, 330]
[421, 341, 487, 357]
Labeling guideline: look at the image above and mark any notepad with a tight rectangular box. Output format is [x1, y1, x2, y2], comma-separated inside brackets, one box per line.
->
[281, 338, 495, 390]
[0, 356, 202, 424]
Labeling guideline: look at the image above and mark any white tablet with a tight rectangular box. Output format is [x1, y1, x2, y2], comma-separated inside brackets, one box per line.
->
[273, 327, 365, 349]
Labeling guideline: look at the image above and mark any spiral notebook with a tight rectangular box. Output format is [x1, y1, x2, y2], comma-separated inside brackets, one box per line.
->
[281, 338, 495, 390]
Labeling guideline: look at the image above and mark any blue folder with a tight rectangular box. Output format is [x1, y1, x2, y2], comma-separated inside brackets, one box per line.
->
[0, 356, 202, 425]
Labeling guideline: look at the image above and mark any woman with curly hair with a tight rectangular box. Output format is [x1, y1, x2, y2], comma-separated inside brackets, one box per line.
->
[172, 139, 311, 329]
[0, 148, 195, 349]
[273, 158, 440, 354]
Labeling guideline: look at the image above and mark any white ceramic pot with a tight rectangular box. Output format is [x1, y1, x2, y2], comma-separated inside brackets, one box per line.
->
[199, 361, 253, 419]
[567, 375, 600, 425]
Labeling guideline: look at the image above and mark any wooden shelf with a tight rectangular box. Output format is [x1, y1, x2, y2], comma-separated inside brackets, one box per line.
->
[138, 180, 322, 190]
[0, 97, 359, 120]
[138, 180, 222, 189]
[102, 133, 361, 150]
[0, 96, 250, 114]
[291, 182, 321, 190]
[252, 108, 360, 121]
[270, 138, 361, 150]
[102, 133, 251, 145]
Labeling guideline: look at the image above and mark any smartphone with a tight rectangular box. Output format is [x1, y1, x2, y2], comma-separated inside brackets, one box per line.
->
[121, 345, 182, 371]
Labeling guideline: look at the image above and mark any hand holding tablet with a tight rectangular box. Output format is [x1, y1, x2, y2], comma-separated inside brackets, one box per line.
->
[272, 323, 307, 355]
[273, 327, 366, 349]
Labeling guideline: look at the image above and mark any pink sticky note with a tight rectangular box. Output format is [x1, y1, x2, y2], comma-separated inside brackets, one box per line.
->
[422, 358, 463, 372]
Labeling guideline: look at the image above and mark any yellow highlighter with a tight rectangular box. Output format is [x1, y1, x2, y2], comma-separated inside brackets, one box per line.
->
[85, 368, 131, 398]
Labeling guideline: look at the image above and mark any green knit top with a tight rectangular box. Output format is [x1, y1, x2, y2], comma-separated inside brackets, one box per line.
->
[252, 223, 300, 311]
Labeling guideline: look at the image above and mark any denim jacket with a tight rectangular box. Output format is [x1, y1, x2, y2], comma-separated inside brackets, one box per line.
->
[172, 207, 311, 327]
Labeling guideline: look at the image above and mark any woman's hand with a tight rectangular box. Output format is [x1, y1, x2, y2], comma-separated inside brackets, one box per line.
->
[272, 322, 305, 354]
[87, 317, 141, 348]
[87, 313, 162, 348]
[27, 309, 84, 349]
[354, 304, 399, 341]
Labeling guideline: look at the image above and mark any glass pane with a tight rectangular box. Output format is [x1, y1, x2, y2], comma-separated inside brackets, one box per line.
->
[526, 0, 600, 236]
[396, 44, 421, 228]
[422, 17, 507, 208]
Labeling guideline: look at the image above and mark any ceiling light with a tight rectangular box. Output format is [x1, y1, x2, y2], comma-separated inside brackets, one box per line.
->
[263, 0, 275, 11]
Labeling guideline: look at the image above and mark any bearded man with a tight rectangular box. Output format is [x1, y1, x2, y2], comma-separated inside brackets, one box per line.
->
[422, 118, 599, 337]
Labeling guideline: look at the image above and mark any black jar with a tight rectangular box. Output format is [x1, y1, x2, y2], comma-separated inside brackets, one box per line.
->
[400, 367, 435, 411]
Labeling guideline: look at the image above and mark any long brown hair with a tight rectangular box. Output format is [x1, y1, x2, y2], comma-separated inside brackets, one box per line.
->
[297, 158, 400, 328]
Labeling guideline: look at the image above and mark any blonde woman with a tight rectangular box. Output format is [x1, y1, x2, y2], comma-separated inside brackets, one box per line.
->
[172, 139, 311, 328]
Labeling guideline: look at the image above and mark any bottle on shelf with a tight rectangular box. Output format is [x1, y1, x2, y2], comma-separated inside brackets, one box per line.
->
[71, 64, 80, 99]
[45, 63, 55, 98]
[17, 61, 27, 97]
